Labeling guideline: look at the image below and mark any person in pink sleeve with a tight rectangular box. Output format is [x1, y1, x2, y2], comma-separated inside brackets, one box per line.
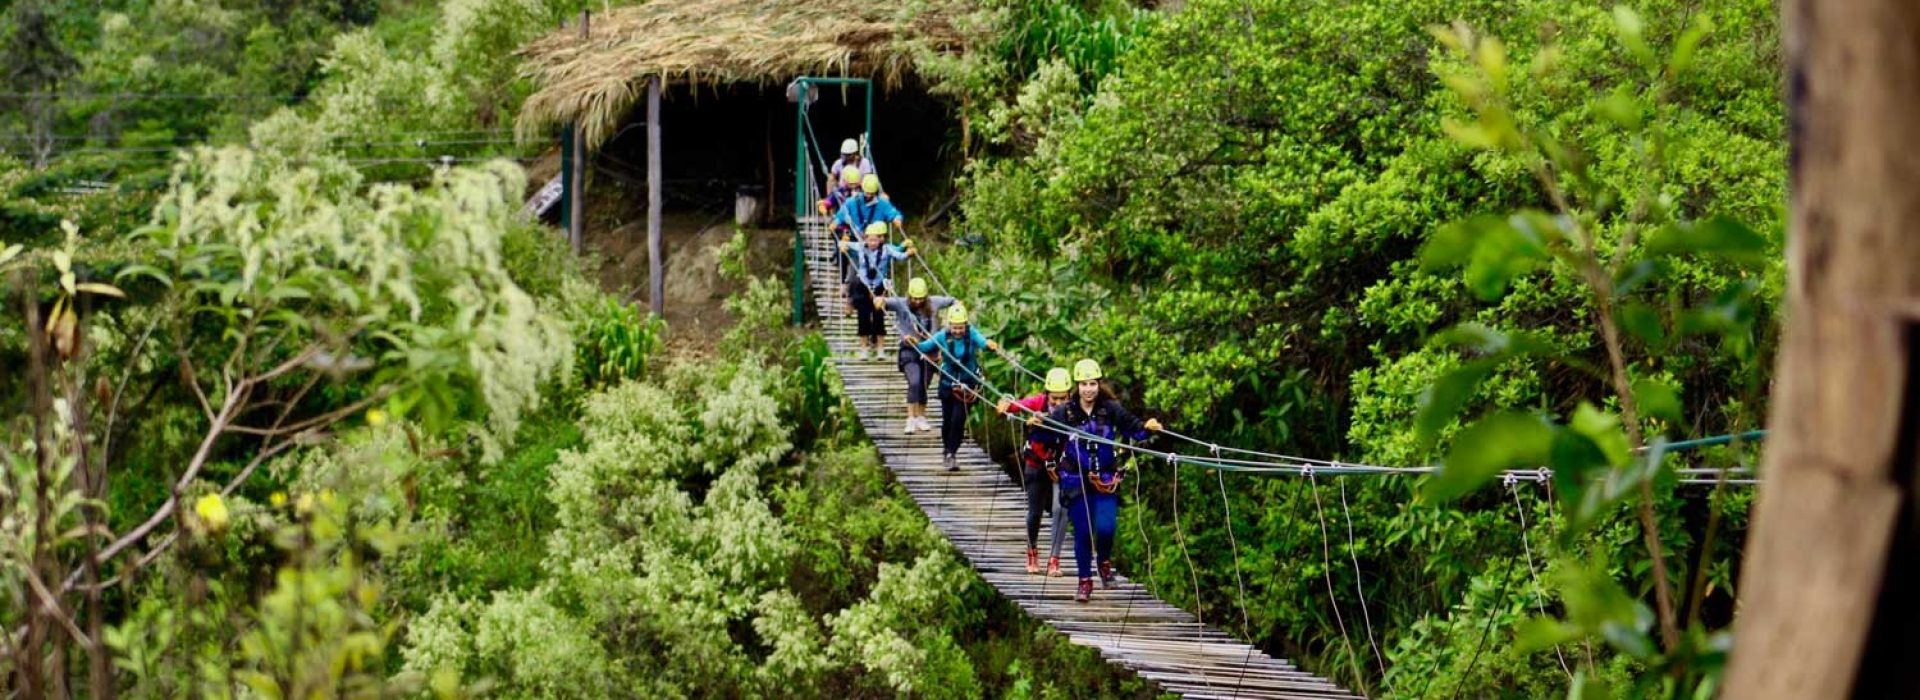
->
[996, 367, 1074, 576]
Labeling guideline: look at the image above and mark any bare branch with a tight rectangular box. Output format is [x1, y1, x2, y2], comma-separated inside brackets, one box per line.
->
[20, 564, 91, 649]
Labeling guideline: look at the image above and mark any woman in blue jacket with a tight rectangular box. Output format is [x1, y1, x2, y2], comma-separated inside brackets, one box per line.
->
[1029, 359, 1162, 603]
[915, 304, 998, 471]
[843, 222, 913, 359]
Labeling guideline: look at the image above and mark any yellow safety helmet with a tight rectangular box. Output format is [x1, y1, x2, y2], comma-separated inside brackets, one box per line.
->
[1044, 367, 1072, 394]
[864, 221, 888, 238]
[861, 174, 881, 195]
[842, 165, 862, 184]
[946, 304, 969, 325]
[1072, 358, 1103, 383]
[908, 278, 929, 298]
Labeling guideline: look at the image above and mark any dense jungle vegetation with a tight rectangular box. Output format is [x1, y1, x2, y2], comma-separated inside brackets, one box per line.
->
[2, 0, 1780, 696]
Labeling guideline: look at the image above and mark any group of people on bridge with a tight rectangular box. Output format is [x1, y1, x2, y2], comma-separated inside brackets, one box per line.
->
[820, 137, 1164, 604]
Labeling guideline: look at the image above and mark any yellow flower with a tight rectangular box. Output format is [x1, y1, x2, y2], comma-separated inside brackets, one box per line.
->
[270, 491, 287, 507]
[194, 493, 230, 531]
[366, 408, 388, 427]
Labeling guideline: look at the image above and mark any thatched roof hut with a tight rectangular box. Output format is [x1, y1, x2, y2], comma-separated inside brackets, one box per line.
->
[515, 0, 960, 150]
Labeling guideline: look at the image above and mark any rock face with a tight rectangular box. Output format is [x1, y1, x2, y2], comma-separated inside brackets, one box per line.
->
[589, 211, 794, 343]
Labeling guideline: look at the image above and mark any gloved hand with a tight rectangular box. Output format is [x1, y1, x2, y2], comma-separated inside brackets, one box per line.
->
[1145, 418, 1163, 432]
[996, 398, 1013, 414]
[873, 296, 887, 309]
[986, 341, 1001, 353]
[1027, 413, 1043, 427]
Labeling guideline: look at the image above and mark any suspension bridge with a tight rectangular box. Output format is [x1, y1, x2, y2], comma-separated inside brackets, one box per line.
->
[801, 217, 1365, 700]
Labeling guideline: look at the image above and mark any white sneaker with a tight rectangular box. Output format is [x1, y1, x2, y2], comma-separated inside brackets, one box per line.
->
[915, 417, 932, 433]
[902, 419, 916, 434]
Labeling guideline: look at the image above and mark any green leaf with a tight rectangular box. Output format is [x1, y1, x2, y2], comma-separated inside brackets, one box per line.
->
[1668, 15, 1716, 78]
[1613, 259, 1661, 298]
[1424, 412, 1552, 503]
[1569, 670, 1613, 700]
[1619, 302, 1666, 347]
[1631, 379, 1683, 426]
[1463, 215, 1549, 300]
[1612, 5, 1653, 67]
[1421, 215, 1493, 269]
[1569, 402, 1631, 468]
[114, 264, 174, 288]
[0, 244, 21, 266]
[1601, 620, 1656, 659]
[1416, 359, 1497, 443]
[1549, 426, 1612, 496]
[1515, 617, 1580, 654]
[1646, 216, 1769, 266]
[1596, 87, 1642, 129]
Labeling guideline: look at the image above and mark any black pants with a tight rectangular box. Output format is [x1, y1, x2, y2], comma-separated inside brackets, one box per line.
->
[848, 281, 886, 338]
[938, 384, 973, 456]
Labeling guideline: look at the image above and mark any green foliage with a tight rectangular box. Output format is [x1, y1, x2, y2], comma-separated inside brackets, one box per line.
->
[574, 298, 665, 390]
[942, 0, 1780, 693]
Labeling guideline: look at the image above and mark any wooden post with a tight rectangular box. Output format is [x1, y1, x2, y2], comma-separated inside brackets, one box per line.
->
[647, 77, 664, 317]
[567, 10, 590, 257]
[1723, 2, 1920, 697]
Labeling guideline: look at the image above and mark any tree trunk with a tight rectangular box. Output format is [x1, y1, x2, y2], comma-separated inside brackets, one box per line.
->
[1723, 2, 1920, 697]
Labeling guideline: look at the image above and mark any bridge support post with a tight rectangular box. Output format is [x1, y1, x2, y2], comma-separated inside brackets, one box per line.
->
[1724, 1, 1920, 697]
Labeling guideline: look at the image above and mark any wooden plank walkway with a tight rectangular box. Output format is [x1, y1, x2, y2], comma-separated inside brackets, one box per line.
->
[800, 220, 1361, 700]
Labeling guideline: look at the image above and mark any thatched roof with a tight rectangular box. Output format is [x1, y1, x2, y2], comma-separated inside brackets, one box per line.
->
[515, 0, 958, 151]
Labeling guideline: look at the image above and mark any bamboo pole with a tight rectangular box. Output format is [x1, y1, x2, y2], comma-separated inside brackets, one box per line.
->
[1724, 2, 1920, 697]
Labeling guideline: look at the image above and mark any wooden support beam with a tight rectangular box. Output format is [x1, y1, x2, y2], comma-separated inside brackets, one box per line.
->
[648, 76, 664, 317]
[567, 10, 590, 257]
[1724, 2, 1920, 697]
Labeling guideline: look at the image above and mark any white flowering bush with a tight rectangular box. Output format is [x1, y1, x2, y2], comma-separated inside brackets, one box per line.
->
[402, 358, 991, 697]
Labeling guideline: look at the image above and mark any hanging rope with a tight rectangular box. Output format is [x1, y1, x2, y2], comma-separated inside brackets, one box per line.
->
[1338, 477, 1390, 683]
[1508, 476, 1574, 680]
[1214, 463, 1257, 699]
[1307, 472, 1367, 693]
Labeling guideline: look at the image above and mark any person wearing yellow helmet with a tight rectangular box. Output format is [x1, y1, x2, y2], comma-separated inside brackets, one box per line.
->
[995, 366, 1074, 575]
[822, 164, 865, 295]
[833, 173, 903, 247]
[914, 303, 1000, 471]
[878, 276, 955, 434]
[1028, 358, 1164, 602]
[843, 222, 914, 360]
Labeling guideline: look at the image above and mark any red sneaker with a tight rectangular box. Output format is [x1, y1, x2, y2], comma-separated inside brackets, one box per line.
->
[1075, 578, 1093, 603]
[1025, 548, 1040, 575]
[1046, 557, 1062, 578]
[1097, 560, 1117, 589]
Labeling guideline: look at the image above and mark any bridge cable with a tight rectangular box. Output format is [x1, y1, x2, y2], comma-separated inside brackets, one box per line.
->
[1338, 477, 1390, 685]
[1215, 459, 1257, 698]
[1507, 476, 1574, 680]
[1307, 472, 1367, 693]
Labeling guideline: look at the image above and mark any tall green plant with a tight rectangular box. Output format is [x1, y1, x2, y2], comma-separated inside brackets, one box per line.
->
[1416, 8, 1776, 696]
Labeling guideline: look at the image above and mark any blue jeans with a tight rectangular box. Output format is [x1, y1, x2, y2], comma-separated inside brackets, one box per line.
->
[1064, 488, 1118, 580]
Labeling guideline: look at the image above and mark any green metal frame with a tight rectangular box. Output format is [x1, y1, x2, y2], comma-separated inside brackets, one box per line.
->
[790, 77, 875, 325]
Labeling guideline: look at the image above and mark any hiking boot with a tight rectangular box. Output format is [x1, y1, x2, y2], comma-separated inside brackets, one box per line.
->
[944, 454, 958, 471]
[1075, 578, 1093, 603]
[1046, 557, 1063, 577]
[1097, 561, 1117, 589]
[1025, 548, 1040, 575]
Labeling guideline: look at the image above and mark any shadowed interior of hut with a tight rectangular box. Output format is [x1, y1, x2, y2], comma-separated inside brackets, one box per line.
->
[593, 80, 955, 227]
